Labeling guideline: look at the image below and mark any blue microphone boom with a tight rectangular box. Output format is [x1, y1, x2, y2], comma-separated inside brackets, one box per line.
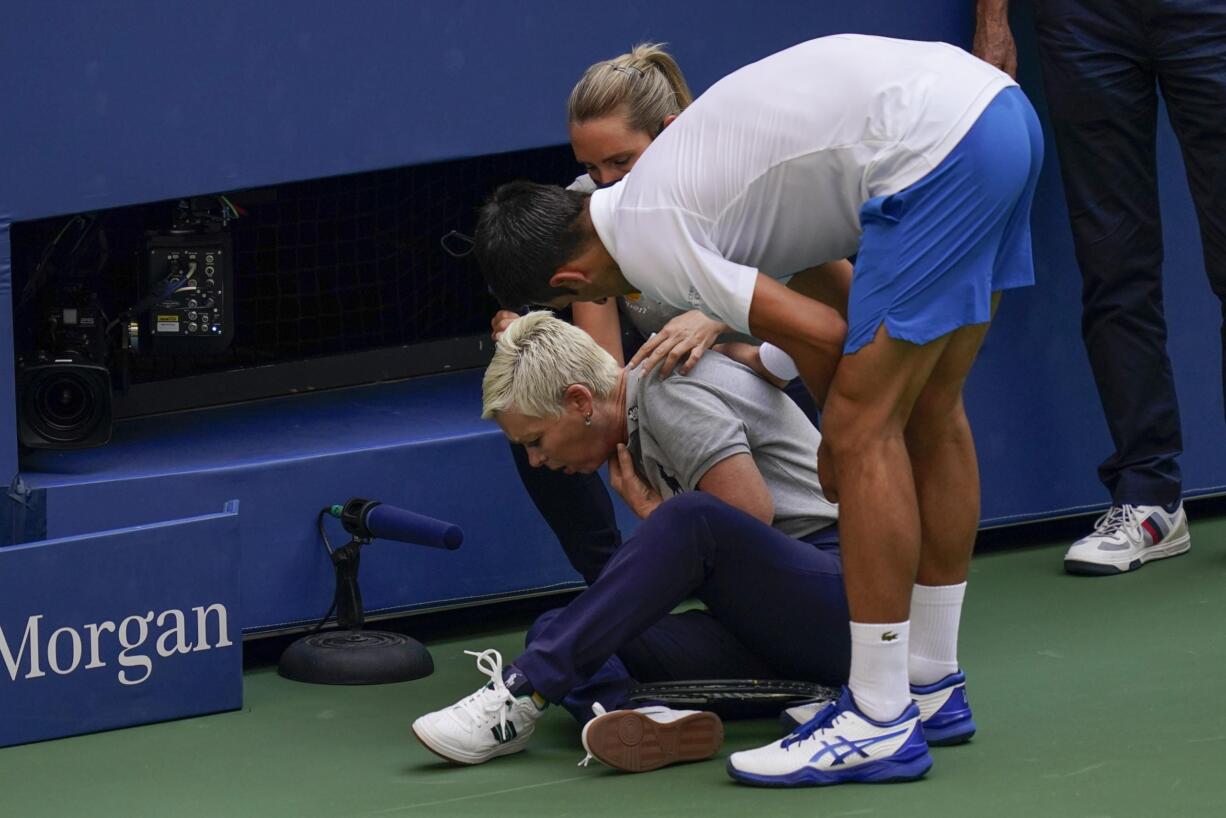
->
[330, 498, 463, 550]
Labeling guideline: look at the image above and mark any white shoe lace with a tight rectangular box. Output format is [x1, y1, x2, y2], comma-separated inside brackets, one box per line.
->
[577, 702, 608, 767]
[1089, 504, 1142, 538]
[453, 649, 516, 735]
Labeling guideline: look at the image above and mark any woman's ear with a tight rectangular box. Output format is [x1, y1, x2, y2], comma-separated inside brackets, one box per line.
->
[661, 113, 678, 130]
[563, 383, 595, 416]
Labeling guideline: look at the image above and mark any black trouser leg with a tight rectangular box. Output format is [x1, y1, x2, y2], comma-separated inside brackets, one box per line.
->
[1152, 0, 1226, 424]
[1035, 0, 1182, 505]
[510, 441, 620, 584]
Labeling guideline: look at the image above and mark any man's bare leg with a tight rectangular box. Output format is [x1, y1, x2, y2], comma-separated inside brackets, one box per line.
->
[728, 319, 992, 783]
[821, 325, 952, 623]
[907, 305, 997, 586]
[903, 297, 998, 701]
[819, 324, 955, 721]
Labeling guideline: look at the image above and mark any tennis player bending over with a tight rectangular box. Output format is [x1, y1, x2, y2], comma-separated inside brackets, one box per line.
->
[477, 35, 1040, 786]
[412, 312, 849, 772]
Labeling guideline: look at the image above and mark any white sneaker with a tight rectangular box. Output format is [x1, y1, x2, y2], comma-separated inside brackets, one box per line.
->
[1064, 503, 1191, 575]
[728, 687, 931, 787]
[411, 649, 545, 765]
[580, 704, 723, 773]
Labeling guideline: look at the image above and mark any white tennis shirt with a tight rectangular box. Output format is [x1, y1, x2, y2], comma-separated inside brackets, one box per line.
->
[588, 34, 1015, 334]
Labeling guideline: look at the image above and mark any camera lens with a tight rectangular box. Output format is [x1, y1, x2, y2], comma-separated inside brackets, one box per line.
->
[36, 373, 95, 429]
[21, 364, 110, 447]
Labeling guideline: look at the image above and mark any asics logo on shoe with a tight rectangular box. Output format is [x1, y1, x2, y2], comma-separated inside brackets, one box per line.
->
[808, 728, 910, 766]
[881, 631, 899, 642]
[490, 722, 518, 743]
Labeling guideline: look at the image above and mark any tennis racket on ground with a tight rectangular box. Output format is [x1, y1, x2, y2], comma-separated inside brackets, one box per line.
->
[627, 679, 837, 720]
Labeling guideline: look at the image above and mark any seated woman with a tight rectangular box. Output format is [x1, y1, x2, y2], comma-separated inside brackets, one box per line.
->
[412, 312, 849, 772]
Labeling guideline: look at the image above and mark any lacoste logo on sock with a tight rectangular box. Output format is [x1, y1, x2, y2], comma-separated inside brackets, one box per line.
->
[881, 631, 899, 642]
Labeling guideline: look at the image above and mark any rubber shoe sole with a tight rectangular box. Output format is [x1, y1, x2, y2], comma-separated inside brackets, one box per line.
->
[582, 710, 723, 772]
[411, 722, 527, 766]
[923, 717, 976, 746]
[1065, 532, 1191, 576]
[726, 745, 932, 787]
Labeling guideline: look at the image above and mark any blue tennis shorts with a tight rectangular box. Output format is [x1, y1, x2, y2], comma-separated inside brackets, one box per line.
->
[845, 86, 1044, 354]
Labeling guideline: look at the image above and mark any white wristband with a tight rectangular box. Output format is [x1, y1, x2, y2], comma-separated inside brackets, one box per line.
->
[759, 343, 799, 382]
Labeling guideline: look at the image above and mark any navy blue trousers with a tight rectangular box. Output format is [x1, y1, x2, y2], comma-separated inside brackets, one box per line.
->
[1034, 0, 1226, 505]
[513, 492, 851, 723]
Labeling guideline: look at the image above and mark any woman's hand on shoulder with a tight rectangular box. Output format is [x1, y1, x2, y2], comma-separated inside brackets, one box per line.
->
[628, 310, 728, 378]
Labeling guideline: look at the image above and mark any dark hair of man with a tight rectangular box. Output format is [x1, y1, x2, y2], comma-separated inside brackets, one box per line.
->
[474, 181, 590, 309]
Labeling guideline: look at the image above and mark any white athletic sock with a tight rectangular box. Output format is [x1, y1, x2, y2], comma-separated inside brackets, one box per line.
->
[848, 620, 911, 722]
[908, 582, 966, 686]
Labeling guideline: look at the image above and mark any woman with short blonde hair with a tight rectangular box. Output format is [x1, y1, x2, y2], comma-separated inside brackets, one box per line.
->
[414, 313, 847, 774]
[481, 311, 619, 421]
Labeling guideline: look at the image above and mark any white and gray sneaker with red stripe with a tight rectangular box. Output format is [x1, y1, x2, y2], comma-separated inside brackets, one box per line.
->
[1064, 503, 1191, 576]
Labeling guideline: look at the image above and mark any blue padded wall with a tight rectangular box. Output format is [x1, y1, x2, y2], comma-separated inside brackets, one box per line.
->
[0, 1, 974, 222]
[0, 0, 981, 510]
[17, 372, 642, 632]
[2, 1, 1223, 634]
[0, 501, 242, 746]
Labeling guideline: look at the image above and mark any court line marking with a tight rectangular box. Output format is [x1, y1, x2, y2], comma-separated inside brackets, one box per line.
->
[351, 775, 591, 815]
[1042, 762, 1107, 779]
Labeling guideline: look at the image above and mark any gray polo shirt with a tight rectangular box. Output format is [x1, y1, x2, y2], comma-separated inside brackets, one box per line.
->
[625, 351, 837, 538]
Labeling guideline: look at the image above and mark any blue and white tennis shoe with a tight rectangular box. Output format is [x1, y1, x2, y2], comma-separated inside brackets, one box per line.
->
[910, 671, 975, 745]
[730, 687, 932, 787]
[780, 671, 975, 746]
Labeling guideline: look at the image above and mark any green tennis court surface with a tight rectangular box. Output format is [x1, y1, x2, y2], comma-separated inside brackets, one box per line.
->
[4, 509, 1225, 817]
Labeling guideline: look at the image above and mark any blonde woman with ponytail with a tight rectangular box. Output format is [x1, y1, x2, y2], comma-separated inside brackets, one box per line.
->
[567, 43, 692, 189]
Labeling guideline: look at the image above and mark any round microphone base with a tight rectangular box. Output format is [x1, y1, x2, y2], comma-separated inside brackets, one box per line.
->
[278, 630, 434, 685]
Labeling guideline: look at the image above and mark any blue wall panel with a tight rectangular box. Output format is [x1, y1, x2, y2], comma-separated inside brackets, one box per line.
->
[0, 224, 14, 485]
[17, 372, 642, 632]
[0, 1, 973, 221]
[0, 501, 241, 747]
[36, 434, 591, 631]
[1, 0, 1223, 627]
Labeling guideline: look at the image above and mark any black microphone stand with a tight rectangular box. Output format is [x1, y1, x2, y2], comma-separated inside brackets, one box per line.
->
[278, 500, 443, 685]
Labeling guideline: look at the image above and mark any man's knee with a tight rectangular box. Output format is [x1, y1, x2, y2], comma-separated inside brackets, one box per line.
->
[822, 390, 898, 460]
[906, 390, 971, 455]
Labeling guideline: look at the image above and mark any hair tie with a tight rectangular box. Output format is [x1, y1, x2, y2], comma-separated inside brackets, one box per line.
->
[609, 64, 644, 78]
